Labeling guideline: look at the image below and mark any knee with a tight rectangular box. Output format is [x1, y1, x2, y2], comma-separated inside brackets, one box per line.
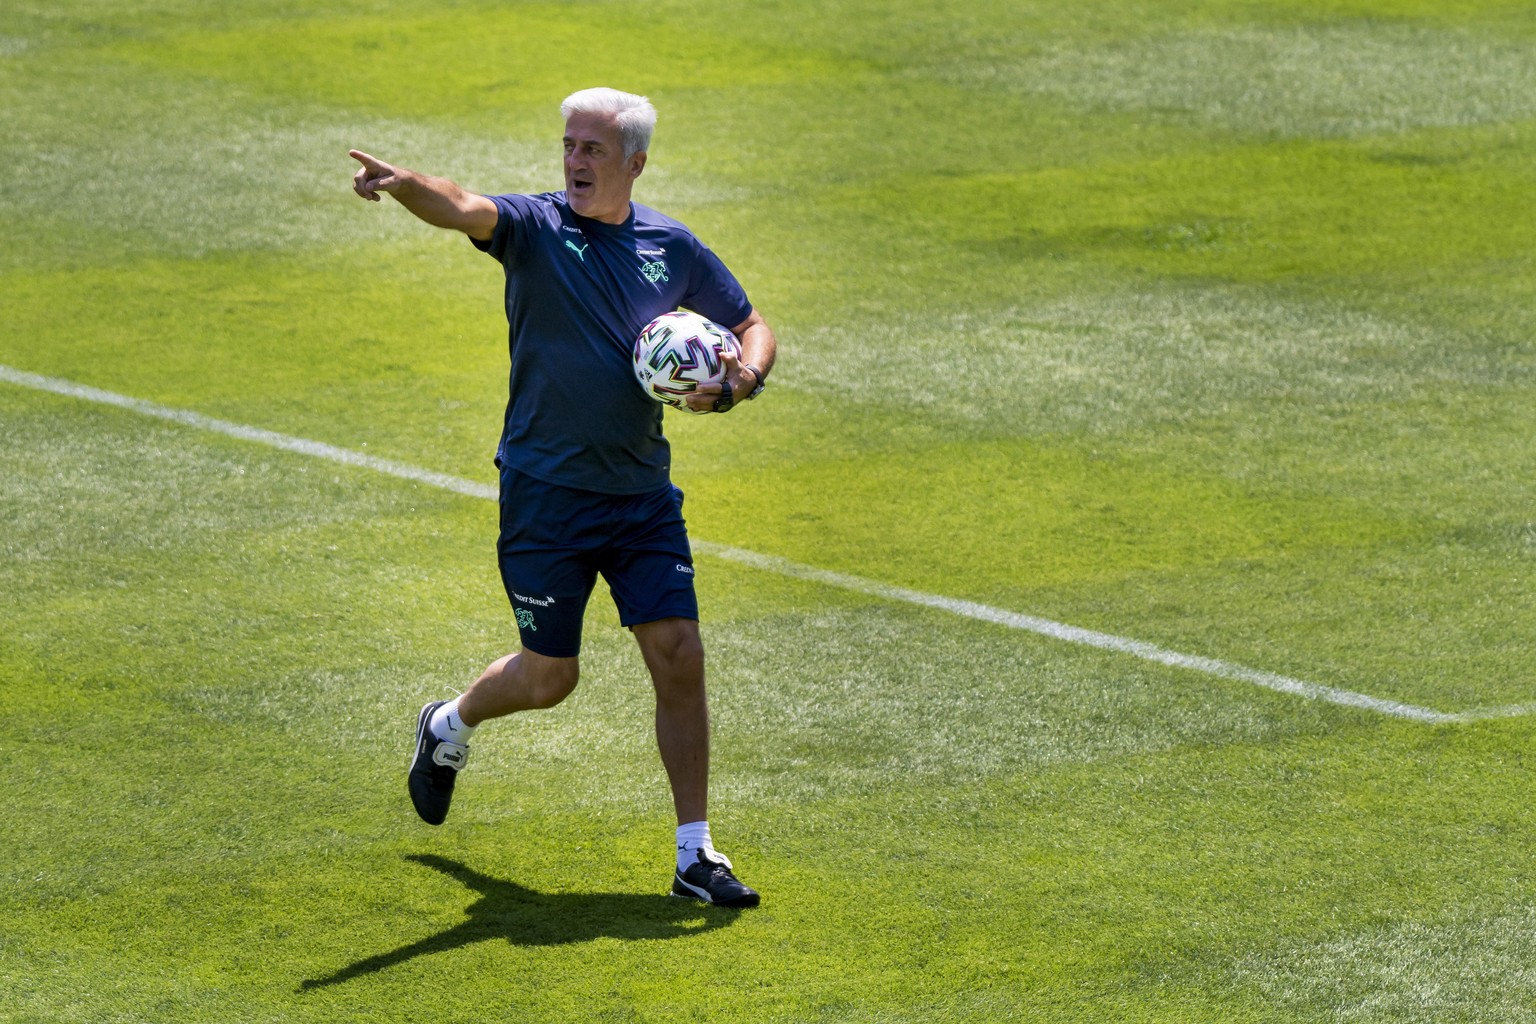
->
[523, 655, 580, 709]
[652, 635, 705, 700]
[513, 647, 583, 712]
[673, 635, 705, 679]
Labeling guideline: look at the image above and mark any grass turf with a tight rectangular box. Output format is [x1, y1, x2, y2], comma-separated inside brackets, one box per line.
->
[2, 0, 1534, 1021]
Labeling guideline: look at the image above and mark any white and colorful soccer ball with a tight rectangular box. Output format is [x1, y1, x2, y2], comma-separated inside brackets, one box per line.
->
[632, 310, 741, 413]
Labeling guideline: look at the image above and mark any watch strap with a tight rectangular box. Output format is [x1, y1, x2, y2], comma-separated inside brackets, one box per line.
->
[743, 363, 766, 400]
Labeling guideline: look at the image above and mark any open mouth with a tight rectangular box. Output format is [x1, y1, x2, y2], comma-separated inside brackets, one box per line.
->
[570, 176, 594, 194]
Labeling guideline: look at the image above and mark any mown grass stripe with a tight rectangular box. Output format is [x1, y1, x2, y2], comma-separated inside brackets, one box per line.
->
[0, 362, 1502, 725]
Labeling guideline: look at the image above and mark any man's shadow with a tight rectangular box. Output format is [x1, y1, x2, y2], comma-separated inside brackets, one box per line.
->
[300, 853, 739, 990]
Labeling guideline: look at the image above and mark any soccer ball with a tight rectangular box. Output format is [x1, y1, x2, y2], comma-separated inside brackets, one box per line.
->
[632, 311, 741, 413]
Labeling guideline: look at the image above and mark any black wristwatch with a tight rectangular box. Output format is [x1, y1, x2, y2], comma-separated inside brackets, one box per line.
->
[743, 363, 767, 400]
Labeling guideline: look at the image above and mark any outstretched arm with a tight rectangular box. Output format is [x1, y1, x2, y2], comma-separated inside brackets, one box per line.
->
[348, 149, 499, 241]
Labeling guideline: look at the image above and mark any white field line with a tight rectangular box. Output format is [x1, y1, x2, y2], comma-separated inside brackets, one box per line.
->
[3, 363, 1524, 725]
[690, 542, 1467, 724]
[0, 365, 498, 502]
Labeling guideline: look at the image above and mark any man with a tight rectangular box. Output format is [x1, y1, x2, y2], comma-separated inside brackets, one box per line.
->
[349, 87, 776, 909]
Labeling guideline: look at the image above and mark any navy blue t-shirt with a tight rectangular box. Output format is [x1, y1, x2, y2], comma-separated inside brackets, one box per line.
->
[471, 192, 753, 494]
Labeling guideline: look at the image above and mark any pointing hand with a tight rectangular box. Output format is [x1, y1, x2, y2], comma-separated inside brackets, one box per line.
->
[349, 149, 402, 202]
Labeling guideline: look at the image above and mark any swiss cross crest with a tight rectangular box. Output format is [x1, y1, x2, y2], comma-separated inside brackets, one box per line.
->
[641, 260, 670, 284]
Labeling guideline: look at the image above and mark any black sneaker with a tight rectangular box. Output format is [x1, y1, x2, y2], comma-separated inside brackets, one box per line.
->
[408, 700, 469, 825]
[671, 849, 760, 908]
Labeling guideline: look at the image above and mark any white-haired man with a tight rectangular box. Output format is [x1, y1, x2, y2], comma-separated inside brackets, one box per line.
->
[350, 87, 776, 908]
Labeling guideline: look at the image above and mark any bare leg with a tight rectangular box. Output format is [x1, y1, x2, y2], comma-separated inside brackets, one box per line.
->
[457, 648, 580, 726]
[632, 618, 709, 825]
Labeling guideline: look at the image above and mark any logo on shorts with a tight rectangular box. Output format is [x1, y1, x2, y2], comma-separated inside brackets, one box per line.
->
[512, 591, 557, 607]
[515, 608, 537, 631]
[675, 564, 695, 575]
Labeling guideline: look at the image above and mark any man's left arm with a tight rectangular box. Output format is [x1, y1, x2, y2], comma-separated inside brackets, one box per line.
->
[685, 309, 778, 414]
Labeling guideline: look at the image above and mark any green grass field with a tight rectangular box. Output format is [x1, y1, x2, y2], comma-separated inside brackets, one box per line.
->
[3, 0, 1534, 1020]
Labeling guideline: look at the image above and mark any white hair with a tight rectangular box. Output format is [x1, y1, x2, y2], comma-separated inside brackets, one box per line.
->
[560, 87, 657, 159]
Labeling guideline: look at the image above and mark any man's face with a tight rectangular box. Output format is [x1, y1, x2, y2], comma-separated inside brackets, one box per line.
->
[563, 111, 645, 224]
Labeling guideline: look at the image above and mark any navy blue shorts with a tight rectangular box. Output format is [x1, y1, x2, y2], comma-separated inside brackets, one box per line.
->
[496, 466, 698, 658]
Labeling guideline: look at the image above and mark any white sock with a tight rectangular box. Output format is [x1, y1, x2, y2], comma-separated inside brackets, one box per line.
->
[676, 820, 715, 873]
[429, 698, 476, 744]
